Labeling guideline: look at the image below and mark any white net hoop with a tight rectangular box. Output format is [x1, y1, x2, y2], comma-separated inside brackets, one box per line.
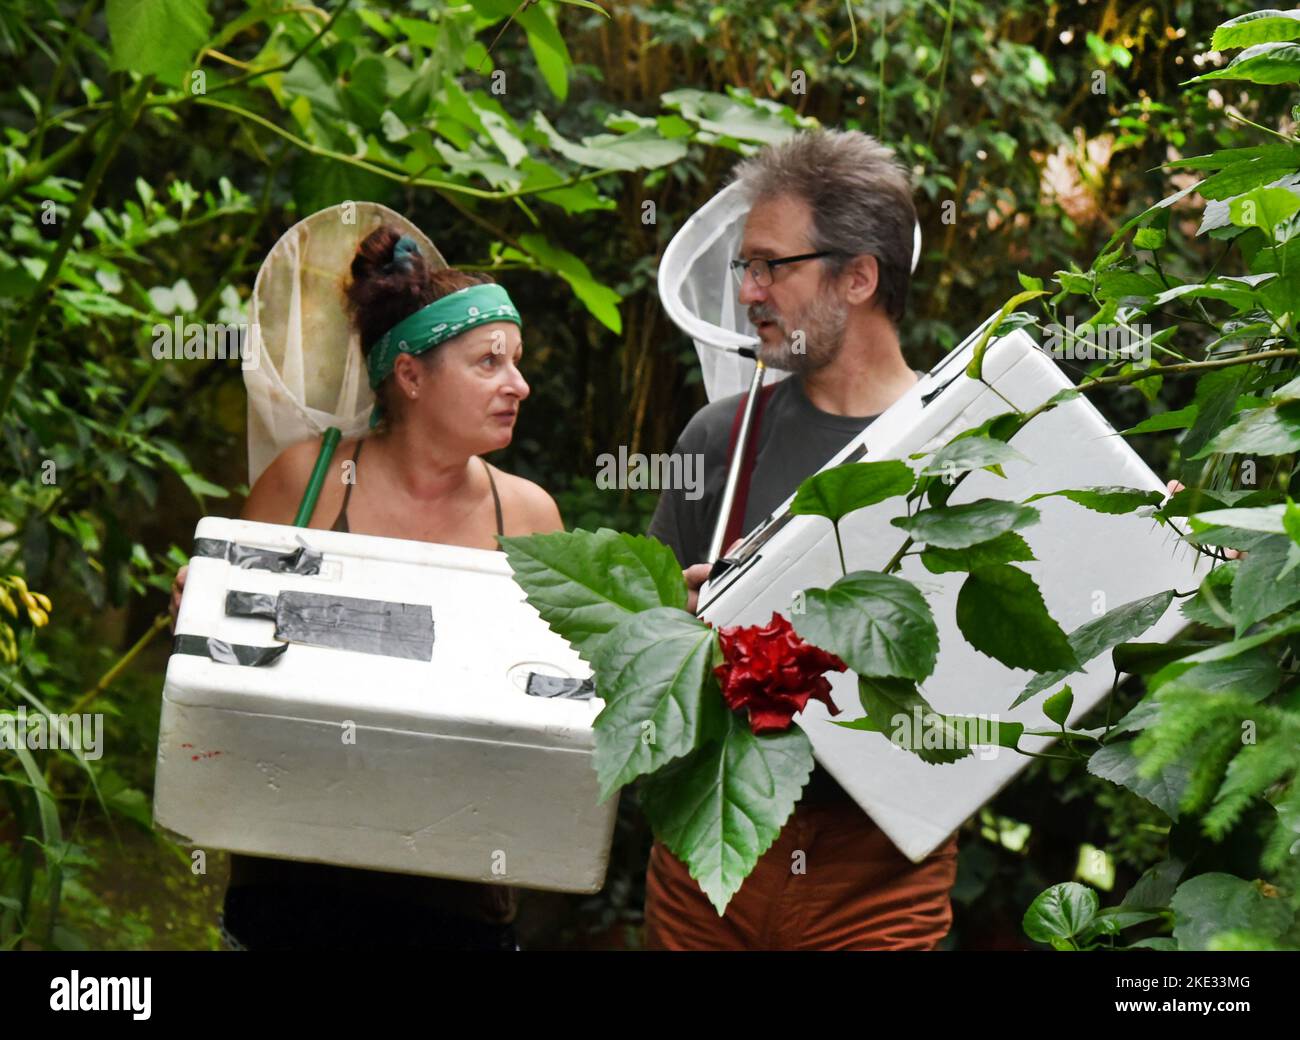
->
[245, 202, 445, 484]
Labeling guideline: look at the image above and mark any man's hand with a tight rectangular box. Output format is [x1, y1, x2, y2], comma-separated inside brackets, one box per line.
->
[683, 540, 742, 614]
[684, 563, 711, 614]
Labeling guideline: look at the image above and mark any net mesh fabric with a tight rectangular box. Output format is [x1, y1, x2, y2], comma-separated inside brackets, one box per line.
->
[658, 182, 786, 404]
[245, 203, 445, 483]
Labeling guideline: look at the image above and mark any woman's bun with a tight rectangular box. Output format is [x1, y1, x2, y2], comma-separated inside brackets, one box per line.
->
[346, 225, 497, 352]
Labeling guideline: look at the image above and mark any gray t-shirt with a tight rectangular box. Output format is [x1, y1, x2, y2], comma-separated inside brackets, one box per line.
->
[647, 374, 890, 807]
[647, 375, 880, 567]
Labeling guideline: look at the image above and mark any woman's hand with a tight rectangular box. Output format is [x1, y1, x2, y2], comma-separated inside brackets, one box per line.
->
[1165, 479, 1242, 560]
[169, 564, 188, 633]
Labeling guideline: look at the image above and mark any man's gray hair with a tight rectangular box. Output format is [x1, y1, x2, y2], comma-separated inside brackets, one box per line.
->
[730, 130, 916, 323]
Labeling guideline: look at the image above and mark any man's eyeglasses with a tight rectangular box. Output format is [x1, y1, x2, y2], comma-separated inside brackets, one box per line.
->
[729, 251, 841, 288]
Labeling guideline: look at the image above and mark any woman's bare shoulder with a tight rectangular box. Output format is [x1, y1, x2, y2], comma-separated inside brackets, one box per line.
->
[245, 436, 358, 525]
[483, 462, 563, 535]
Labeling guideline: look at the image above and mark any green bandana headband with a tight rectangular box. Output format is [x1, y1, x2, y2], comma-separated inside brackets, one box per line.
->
[366, 281, 522, 428]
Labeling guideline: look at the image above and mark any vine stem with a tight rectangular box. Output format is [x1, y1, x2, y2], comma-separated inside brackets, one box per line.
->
[66, 614, 171, 718]
[883, 536, 914, 574]
[1016, 750, 1077, 762]
[926, 0, 958, 154]
[1017, 347, 1300, 430]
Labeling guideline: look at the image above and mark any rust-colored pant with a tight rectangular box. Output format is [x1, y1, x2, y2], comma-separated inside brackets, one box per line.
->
[644, 800, 959, 951]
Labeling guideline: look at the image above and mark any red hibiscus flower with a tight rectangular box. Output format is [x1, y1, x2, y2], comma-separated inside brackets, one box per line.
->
[713, 612, 846, 735]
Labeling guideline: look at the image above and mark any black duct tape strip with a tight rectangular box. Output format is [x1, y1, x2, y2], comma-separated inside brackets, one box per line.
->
[525, 673, 596, 700]
[228, 590, 435, 661]
[192, 538, 323, 575]
[224, 591, 277, 619]
[172, 634, 289, 667]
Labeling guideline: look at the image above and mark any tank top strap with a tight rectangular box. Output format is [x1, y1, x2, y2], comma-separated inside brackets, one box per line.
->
[330, 439, 364, 533]
[480, 457, 504, 538]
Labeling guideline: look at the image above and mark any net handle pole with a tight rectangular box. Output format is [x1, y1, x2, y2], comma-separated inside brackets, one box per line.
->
[292, 427, 342, 528]
[707, 357, 765, 562]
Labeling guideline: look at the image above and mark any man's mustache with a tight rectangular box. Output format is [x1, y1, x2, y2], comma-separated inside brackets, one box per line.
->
[748, 304, 780, 327]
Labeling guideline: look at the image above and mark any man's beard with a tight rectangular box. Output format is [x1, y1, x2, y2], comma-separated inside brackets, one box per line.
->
[749, 287, 848, 374]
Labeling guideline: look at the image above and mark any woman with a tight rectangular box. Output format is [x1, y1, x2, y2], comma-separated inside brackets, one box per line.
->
[169, 226, 563, 950]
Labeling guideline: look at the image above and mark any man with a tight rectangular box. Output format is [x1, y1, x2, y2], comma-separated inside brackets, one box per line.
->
[644, 129, 960, 951]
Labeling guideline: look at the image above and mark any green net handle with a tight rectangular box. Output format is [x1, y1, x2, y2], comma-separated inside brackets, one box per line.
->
[291, 427, 341, 528]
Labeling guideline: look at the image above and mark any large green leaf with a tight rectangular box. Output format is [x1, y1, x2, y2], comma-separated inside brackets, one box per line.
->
[1078, 906, 1164, 943]
[1151, 276, 1276, 310]
[1180, 564, 1237, 628]
[1154, 485, 1247, 519]
[500, 527, 685, 660]
[661, 88, 808, 146]
[1231, 534, 1300, 634]
[1180, 366, 1251, 483]
[792, 571, 939, 680]
[845, 675, 1024, 764]
[916, 414, 1024, 509]
[1189, 42, 1300, 85]
[1121, 858, 1186, 910]
[891, 499, 1040, 549]
[1013, 590, 1176, 707]
[1271, 373, 1300, 401]
[1178, 616, 1300, 664]
[1214, 10, 1300, 50]
[789, 460, 914, 522]
[590, 607, 724, 799]
[1170, 873, 1294, 951]
[1088, 740, 1191, 819]
[531, 111, 686, 170]
[1188, 504, 1287, 536]
[1228, 184, 1300, 236]
[1196, 401, 1300, 457]
[920, 436, 1027, 478]
[639, 710, 814, 914]
[1024, 486, 1165, 515]
[919, 531, 1036, 574]
[1022, 882, 1099, 945]
[518, 3, 571, 101]
[515, 159, 614, 214]
[1110, 640, 1210, 675]
[512, 233, 623, 332]
[853, 675, 967, 764]
[106, 0, 212, 85]
[1167, 143, 1299, 172]
[956, 565, 1077, 673]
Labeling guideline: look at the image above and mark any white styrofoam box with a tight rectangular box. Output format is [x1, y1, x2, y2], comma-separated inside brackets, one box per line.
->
[154, 518, 618, 893]
[699, 328, 1207, 863]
